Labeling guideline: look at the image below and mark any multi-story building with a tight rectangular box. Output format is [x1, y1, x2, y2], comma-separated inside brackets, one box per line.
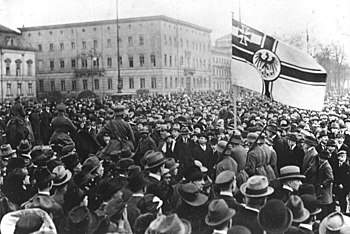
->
[211, 34, 231, 92]
[20, 15, 212, 96]
[0, 25, 37, 100]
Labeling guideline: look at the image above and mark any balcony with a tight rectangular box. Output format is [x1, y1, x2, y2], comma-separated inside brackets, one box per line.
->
[74, 68, 105, 77]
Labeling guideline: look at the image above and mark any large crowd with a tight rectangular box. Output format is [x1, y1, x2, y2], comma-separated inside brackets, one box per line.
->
[0, 89, 349, 233]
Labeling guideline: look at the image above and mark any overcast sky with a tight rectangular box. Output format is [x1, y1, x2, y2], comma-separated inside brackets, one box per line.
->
[1, 0, 349, 59]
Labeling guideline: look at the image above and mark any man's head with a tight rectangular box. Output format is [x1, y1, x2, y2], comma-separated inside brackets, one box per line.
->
[338, 150, 347, 164]
[278, 166, 305, 192]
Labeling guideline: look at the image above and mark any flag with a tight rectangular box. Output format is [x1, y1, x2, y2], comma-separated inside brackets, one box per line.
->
[232, 18, 327, 111]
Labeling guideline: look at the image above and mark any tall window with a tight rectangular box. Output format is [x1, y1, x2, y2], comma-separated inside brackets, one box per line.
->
[28, 82, 33, 95]
[60, 43, 64, 51]
[129, 77, 134, 89]
[83, 79, 87, 90]
[93, 58, 99, 68]
[82, 59, 87, 68]
[165, 77, 168, 89]
[107, 57, 112, 68]
[169, 56, 172, 67]
[107, 39, 112, 48]
[15, 60, 21, 76]
[118, 56, 122, 66]
[108, 78, 112, 89]
[139, 35, 144, 45]
[71, 42, 75, 49]
[5, 59, 10, 76]
[180, 56, 184, 66]
[128, 56, 133, 67]
[151, 77, 157, 89]
[39, 80, 44, 92]
[72, 80, 77, 91]
[38, 44, 42, 51]
[94, 79, 99, 90]
[140, 78, 145, 89]
[164, 54, 167, 66]
[27, 60, 33, 76]
[93, 40, 98, 48]
[49, 43, 54, 51]
[175, 77, 178, 87]
[82, 41, 86, 49]
[128, 36, 133, 46]
[50, 60, 54, 71]
[60, 60, 65, 68]
[6, 83, 11, 96]
[139, 55, 144, 67]
[51, 81, 55, 91]
[61, 80, 66, 91]
[151, 55, 156, 67]
[71, 59, 76, 68]
[170, 77, 173, 88]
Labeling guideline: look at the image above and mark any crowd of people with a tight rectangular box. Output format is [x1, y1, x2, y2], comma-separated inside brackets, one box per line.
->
[0, 89, 349, 233]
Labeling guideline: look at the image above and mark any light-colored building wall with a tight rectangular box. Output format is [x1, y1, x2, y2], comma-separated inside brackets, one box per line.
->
[20, 15, 212, 96]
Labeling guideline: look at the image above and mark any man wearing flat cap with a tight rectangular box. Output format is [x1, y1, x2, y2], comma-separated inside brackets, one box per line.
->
[96, 104, 135, 153]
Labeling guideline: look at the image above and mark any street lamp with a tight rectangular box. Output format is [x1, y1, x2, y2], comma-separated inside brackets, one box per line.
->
[116, 0, 122, 93]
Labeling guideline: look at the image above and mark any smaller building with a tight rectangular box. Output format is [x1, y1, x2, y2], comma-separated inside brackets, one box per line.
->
[0, 25, 37, 101]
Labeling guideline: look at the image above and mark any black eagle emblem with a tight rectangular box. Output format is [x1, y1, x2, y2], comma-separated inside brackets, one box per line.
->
[253, 50, 280, 80]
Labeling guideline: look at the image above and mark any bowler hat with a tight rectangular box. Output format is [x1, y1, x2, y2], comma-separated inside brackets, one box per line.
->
[113, 105, 126, 116]
[17, 140, 32, 153]
[327, 139, 336, 147]
[240, 175, 274, 198]
[285, 195, 310, 223]
[33, 167, 56, 185]
[52, 165, 72, 186]
[215, 170, 235, 185]
[7, 157, 26, 173]
[82, 156, 101, 174]
[319, 212, 350, 234]
[258, 199, 292, 233]
[178, 183, 208, 207]
[300, 194, 321, 216]
[0, 144, 16, 158]
[146, 214, 191, 234]
[278, 165, 305, 181]
[119, 147, 135, 159]
[144, 151, 167, 169]
[205, 199, 235, 226]
[180, 127, 190, 135]
[127, 166, 149, 192]
[164, 158, 179, 172]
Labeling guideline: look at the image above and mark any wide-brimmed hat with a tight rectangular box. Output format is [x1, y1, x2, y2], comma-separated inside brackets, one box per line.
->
[105, 197, 126, 219]
[17, 139, 32, 153]
[61, 152, 80, 171]
[178, 183, 208, 207]
[146, 214, 191, 234]
[216, 141, 230, 155]
[144, 151, 167, 169]
[115, 147, 135, 159]
[258, 199, 292, 233]
[165, 158, 179, 172]
[278, 165, 305, 181]
[113, 105, 126, 116]
[95, 177, 123, 202]
[82, 156, 101, 174]
[300, 194, 322, 216]
[33, 167, 56, 185]
[205, 199, 235, 226]
[0, 144, 16, 158]
[285, 195, 310, 223]
[319, 212, 350, 234]
[246, 133, 258, 143]
[180, 127, 190, 135]
[240, 175, 274, 198]
[230, 132, 242, 144]
[127, 165, 149, 192]
[140, 127, 150, 134]
[52, 165, 72, 186]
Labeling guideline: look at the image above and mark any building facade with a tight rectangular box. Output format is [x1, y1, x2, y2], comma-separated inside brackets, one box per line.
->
[20, 15, 212, 96]
[0, 25, 37, 101]
[211, 34, 231, 92]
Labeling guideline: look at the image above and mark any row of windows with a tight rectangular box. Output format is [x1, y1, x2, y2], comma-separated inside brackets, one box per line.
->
[4, 59, 33, 76]
[162, 23, 209, 37]
[6, 83, 33, 96]
[213, 68, 230, 77]
[213, 57, 230, 65]
[164, 36, 210, 52]
[38, 79, 113, 92]
[165, 54, 209, 69]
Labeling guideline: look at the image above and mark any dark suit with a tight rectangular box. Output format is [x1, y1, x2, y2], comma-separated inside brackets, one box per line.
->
[268, 184, 294, 203]
[332, 161, 350, 212]
[232, 206, 263, 234]
[216, 193, 243, 212]
[176, 202, 209, 234]
[126, 195, 143, 229]
[272, 134, 287, 171]
[145, 174, 167, 202]
[192, 143, 213, 169]
[285, 145, 305, 170]
[173, 137, 194, 179]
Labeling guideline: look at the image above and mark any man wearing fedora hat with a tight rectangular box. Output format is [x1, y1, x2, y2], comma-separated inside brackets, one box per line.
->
[270, 165, 305, 203]
[51, 165, 73, 207]
[302, 135, 318, 173]
[232, 175, 274, 234]
[205, 199, 236, 234]
[285, 132, 305, 171]
[266, 123, 287, 171]
[192, 133, 214, 174]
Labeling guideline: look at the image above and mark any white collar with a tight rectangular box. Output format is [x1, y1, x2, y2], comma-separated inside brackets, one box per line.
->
[148, 173, 161, 181]
[220, 191, 233, 197]
[283, 184, 294, 192]
[132, 193, 144, 197]
[244, 205, 259, 213]
[213, 230, 227, 234]
[38, 191, 50, 196]
[299, 223, 313, 230]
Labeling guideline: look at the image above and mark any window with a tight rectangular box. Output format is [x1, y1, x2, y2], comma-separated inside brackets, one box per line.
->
[82, 41, 86, 49]
[94, 79, 99, 90]
[129, 77, 134, 89]
[82, 59, 87, 68]
[165, 77, 168, 89]
[169, 37, 172, 46]
[83, 80, 87, 90]
[39, 80, 44, 92]
[6, 83, 11, 96]
[51, 81, 55, 91]
[5, 60, 10, 76]
[61, 80, 66, 91]
[38, 44, 42, 51]
[128, 56, 133, 67]
[151, 77, 157, 89]
[107, 57, 112, 68]
[118, 37, 122, 47]
[139, 55, 144, 67]
[139, 35, 144, 45]
[28, 82, 33, 95]
[107, 39, 111, 48]
[71, 42, 75, 49]
[93, 58, 99, 68]
[140, 78, 145, 89]
[15, 60, 21, 76]
[169, 56, 172, 67]
[108, 78, 112, 89]
[151, 55, 156, 67]
[170, 77, 173, 88]
[164, 36, 167, 45]
[128, 36, 133, 46]
[60, 60, 65, 68]
[180, 56, 184, 66]
[49, 43, 54, 51]
[72, 80, 77, 91]
[93, 40, 98, 48]
[180, 39, 183, 48]
[71, 59, 76, 68]
[164, 54, 167, 66]
[27, 60, 33, 76]
[175, 77, 178, 87]
[50, 60, 54, 71]
[60, 43, 64, 50]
